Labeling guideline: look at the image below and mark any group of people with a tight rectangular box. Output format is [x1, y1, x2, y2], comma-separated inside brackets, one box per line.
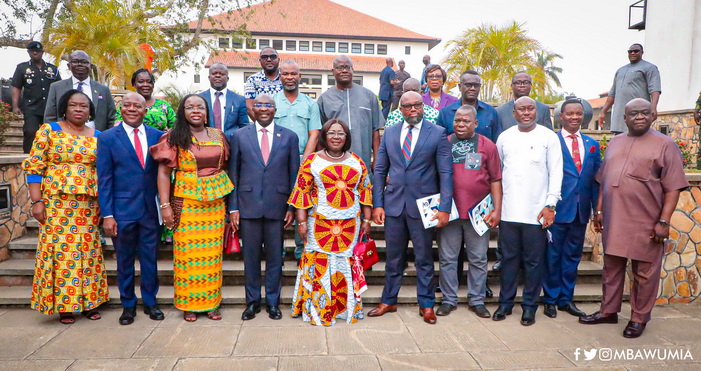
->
[15, 42, 689, 339]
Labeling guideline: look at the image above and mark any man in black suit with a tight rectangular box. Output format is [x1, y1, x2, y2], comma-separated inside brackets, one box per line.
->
[228, 94, 300, 320]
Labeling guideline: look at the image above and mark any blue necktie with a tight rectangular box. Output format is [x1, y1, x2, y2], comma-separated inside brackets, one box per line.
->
[402, 125, 413, 164]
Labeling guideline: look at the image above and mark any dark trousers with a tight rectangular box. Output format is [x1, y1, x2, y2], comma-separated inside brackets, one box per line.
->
[498, 221, 547, 310]
[111, 217, 160, 307]
[381, 99, 391, 119]
[22, 111, 44, 153]
[543, 221, 587, 305]
[381, 212, 436, 308]
[240, 217, 284, 306]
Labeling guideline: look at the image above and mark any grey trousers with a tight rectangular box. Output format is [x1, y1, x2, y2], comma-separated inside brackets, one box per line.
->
[438, 218, 489, 306]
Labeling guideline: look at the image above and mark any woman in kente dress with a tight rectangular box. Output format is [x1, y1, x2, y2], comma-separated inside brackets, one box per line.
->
[289, 119, 373, 326]
[151, 94, 233, 322]
[23, 89, 109, 324]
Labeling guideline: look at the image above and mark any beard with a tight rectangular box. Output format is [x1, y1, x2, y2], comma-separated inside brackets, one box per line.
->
[406, 115, 423, 125]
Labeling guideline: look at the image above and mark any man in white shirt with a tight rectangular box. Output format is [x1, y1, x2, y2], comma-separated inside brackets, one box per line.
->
[493, 96, 563, 326]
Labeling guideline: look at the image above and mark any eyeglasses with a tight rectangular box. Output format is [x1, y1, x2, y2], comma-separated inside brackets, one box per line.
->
[426, 74, 443, 80]
[627, 49, 642, 54]
[260, 54, 278, 60]
[70, 60, 90, 66]
[459, 83, 481, 89]
[184, 105, 206, 111]
[334, 65, 352, 72]
[400, 103, 424, 110]
[512, 80, 532, 86]
[253, 103, 274, 108]
[326, 131, 347, 138]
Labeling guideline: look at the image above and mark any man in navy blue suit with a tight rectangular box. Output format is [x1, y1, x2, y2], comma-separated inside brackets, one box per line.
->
[97, 92, 165, 325]
[229, 94, 300, 321]
[379, 57, 396, 119]
[199, 62, 249, 135]
[543, 99, 601, 318]
[369, 91, 453, 324]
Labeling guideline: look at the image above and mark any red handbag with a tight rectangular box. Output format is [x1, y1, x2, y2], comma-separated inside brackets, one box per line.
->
[353, 230, 378, 270]
[224, 224, 240, 254]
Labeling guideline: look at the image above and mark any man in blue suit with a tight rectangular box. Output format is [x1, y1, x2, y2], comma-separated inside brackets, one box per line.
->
[543, 99, 601, 318]
[379, 57, 396, 119]
[229, 94, 300, 321]
[369, 91, 453, 324]
[199, 62, 249, 135]
[97, 92, 164, 325]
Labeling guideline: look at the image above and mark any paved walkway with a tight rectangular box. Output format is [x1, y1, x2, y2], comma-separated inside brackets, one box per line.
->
[1, 302, 700, 370]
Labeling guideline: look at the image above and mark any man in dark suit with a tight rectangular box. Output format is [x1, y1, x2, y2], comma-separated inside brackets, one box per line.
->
[229, 94, 300, 321]
[199, 62, 249, 135]
[97, 92, 164, 325]
[44, 50, 116, 131]
[379, 57, 396, 119]
[543, 99, 601, 319]
[369, 91, 453, 324]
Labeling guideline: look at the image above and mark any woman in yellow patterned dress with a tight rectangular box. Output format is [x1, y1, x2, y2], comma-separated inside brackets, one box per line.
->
[23, 89, 109, 324]
[151, 94, 233, 322]
[289, 119, 373, 326]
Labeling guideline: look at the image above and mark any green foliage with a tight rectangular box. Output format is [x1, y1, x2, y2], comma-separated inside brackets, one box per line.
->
[158, 83, 194, 113]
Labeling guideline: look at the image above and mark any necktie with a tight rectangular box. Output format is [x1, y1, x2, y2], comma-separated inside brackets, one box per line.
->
[77, 81, 85, 92]
[260, 128, 270, 164]
[133, 128, 145, 168]
[213, 91, 222, 129]
[402, 125, 414, 164]
[569, 134, 582, 172]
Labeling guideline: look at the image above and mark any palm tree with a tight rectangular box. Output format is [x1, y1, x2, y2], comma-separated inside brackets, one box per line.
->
[44, 0, 174, 88]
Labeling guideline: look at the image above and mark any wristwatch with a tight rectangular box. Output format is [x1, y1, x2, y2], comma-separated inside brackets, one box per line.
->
[545, 205, 556, 212]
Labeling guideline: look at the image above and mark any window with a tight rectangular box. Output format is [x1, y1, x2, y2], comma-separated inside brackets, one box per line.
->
[272, 39, 283, 50]
[338, 42, 349, 53]
[300, 74, 322, 86]
[312, 41, 322, 52]
[364, 43, 374, 54]
[246, 39, 256, 49]
[325, 42, 336, 52]
[405, 46, 411, 55]
[259, 39, 270, 49]
[351, 43, 362, 54]
[232, 39, 243, 49]
[286, 40, 296, 51]
[244, 72, 256, 82]
[194, 74, 200, 84]
[377, 44, 387, 55]
[218, 37, 230, 49]
[299, 41, 310, 51]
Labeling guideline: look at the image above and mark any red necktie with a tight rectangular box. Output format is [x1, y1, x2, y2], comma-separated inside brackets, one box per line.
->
[402, 125, 414, 164]
[260, 128, 270, 164]
[569, 134, 581, 172]
[213, 91, 222, 129]
[133, 128, 145, 168]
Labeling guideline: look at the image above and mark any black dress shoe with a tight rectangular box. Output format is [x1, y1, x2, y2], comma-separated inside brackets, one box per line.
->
[492, 306, 512, 321]
[266, 305, 283, 320]
[623, 321, 646, 338]
[543, 304, 557, 318]
[119, 307, 136, 325]
[485, 285, 494, 298]
[492, 260, 501, 272]
[558, 303, 586, 317]
[469, 304, 491, 318]
[241, 302, 261, 320]
[143, 305, 165, 321]
[436, 303, 456, 316]
[579, 311, 618, 325]
[521, 308, 536, 326]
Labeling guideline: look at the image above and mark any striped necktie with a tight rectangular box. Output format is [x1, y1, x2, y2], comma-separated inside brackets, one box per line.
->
[402, 125, 414, 164]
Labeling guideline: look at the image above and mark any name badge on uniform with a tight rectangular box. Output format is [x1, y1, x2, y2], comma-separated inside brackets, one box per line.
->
[465, 153, 482, 170]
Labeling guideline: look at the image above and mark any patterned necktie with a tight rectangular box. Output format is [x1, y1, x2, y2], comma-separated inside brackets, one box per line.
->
[213, 91, 222, 129]
[402, 125, 414, 164]
[77, 81, 85, 92]
[569, 134, 582, 172]
[133, 128, 145, 168]
[260, 128, 270, 164]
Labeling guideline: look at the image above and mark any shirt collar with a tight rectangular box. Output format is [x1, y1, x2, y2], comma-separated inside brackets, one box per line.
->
[123, 122, 145, 133]
[72, 76, 91, 87]
[563, 129, 582, 138]
[402, 119, 423, 131]
[256, 121, 275, 132]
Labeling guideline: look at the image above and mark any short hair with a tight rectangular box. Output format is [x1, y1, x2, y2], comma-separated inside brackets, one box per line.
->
[333, 55, 353, 68]
[460, 70, 479, 79]
[511, 71, 531, 83]
[424, 64, 446, 82]
[280, 60, 299, 70]
[631, 43, 644, 51]
[57, 89, 95, 121]
[318, 119, 352, 152]
[130, 68, 154, 87]
[209, 62, 228, 72]
[560, 98, 583, 112]
[456, 104, 477, 117]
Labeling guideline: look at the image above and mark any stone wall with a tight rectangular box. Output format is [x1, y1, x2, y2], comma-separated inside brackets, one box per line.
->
[654, 109, 698, 168]
[0, 155, 30, 261]
[586, 174, 701, 304]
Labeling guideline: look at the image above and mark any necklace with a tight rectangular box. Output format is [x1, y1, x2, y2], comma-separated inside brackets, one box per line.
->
[325, 150, 345, 159]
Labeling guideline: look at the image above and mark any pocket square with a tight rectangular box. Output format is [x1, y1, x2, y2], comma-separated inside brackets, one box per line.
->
[589, 145, 596, 153]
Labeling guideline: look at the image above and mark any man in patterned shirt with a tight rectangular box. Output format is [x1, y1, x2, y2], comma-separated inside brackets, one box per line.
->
[245, 48, 282, 122]
[385, 78, 438, 127]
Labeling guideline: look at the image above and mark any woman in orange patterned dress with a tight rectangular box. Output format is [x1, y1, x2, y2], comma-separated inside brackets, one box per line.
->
[289, 119, 373, 326]
[23, 90, 109, 324]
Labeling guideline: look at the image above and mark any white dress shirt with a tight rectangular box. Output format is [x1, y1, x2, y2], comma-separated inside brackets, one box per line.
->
[72, 76, 92, 100]
[256, 121, 275, 150]
[562, 129, 585, 165]
[209, 88, 228, 122]
[400, 120, 422, 155]
[124, 123, 148, 162]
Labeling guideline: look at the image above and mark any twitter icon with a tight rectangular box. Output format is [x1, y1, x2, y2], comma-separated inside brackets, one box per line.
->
[584, 348, 597, 360]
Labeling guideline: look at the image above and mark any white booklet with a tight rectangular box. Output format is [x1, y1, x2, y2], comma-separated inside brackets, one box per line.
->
[469, 194, 494, 236]
[416, 194, 459, 229]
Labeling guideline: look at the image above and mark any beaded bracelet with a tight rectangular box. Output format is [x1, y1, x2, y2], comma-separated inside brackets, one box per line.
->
[31, 199, 45, 206]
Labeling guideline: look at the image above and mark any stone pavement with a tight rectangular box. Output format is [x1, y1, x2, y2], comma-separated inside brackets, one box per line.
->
[1, 302, 700, 370]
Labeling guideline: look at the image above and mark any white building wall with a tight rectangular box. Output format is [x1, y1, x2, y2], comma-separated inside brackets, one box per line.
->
[645, 0, 701, 112]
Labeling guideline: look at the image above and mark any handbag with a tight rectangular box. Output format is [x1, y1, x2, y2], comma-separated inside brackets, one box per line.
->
[224, 223, 240, 254]
[353, 230, 378, 270]
[170, 195, 183, 230]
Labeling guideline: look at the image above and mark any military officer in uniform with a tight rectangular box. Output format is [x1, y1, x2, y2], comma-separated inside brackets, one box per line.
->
[11, 41, 61, 153]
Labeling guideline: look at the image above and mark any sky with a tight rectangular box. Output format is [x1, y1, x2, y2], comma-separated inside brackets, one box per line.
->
[1, 0, 644, 100]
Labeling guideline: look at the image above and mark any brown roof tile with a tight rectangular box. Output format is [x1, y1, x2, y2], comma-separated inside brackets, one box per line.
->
[188, 0, 441, 48]
[207, 51, 387, 73]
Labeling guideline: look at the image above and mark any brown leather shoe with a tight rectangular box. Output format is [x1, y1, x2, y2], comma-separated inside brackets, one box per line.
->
[623, 321, 646, 338]
[367, 303, 398, 317]
[419, 308, 437, 324]
[578, 311, 618, 325]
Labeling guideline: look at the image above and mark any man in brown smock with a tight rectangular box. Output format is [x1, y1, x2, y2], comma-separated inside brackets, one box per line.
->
[579, 98, 689, 338]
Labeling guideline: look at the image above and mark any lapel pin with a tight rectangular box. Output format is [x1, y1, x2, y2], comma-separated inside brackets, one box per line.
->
[276, 133, 281, 137]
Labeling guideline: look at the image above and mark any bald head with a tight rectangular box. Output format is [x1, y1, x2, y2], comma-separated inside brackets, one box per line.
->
[624, 98, 653, 136]
[399, 91, 424, 125]
[402, 78, 421, 94]
[513, 96, 537, 130]
[68, 50, 91, 81]
[511, 72, 533, 99]
[386, 57, 394, 67]
[120, 92, 147, 128]
[626, 98, 651, 110]
[332, 55, 354, 87]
